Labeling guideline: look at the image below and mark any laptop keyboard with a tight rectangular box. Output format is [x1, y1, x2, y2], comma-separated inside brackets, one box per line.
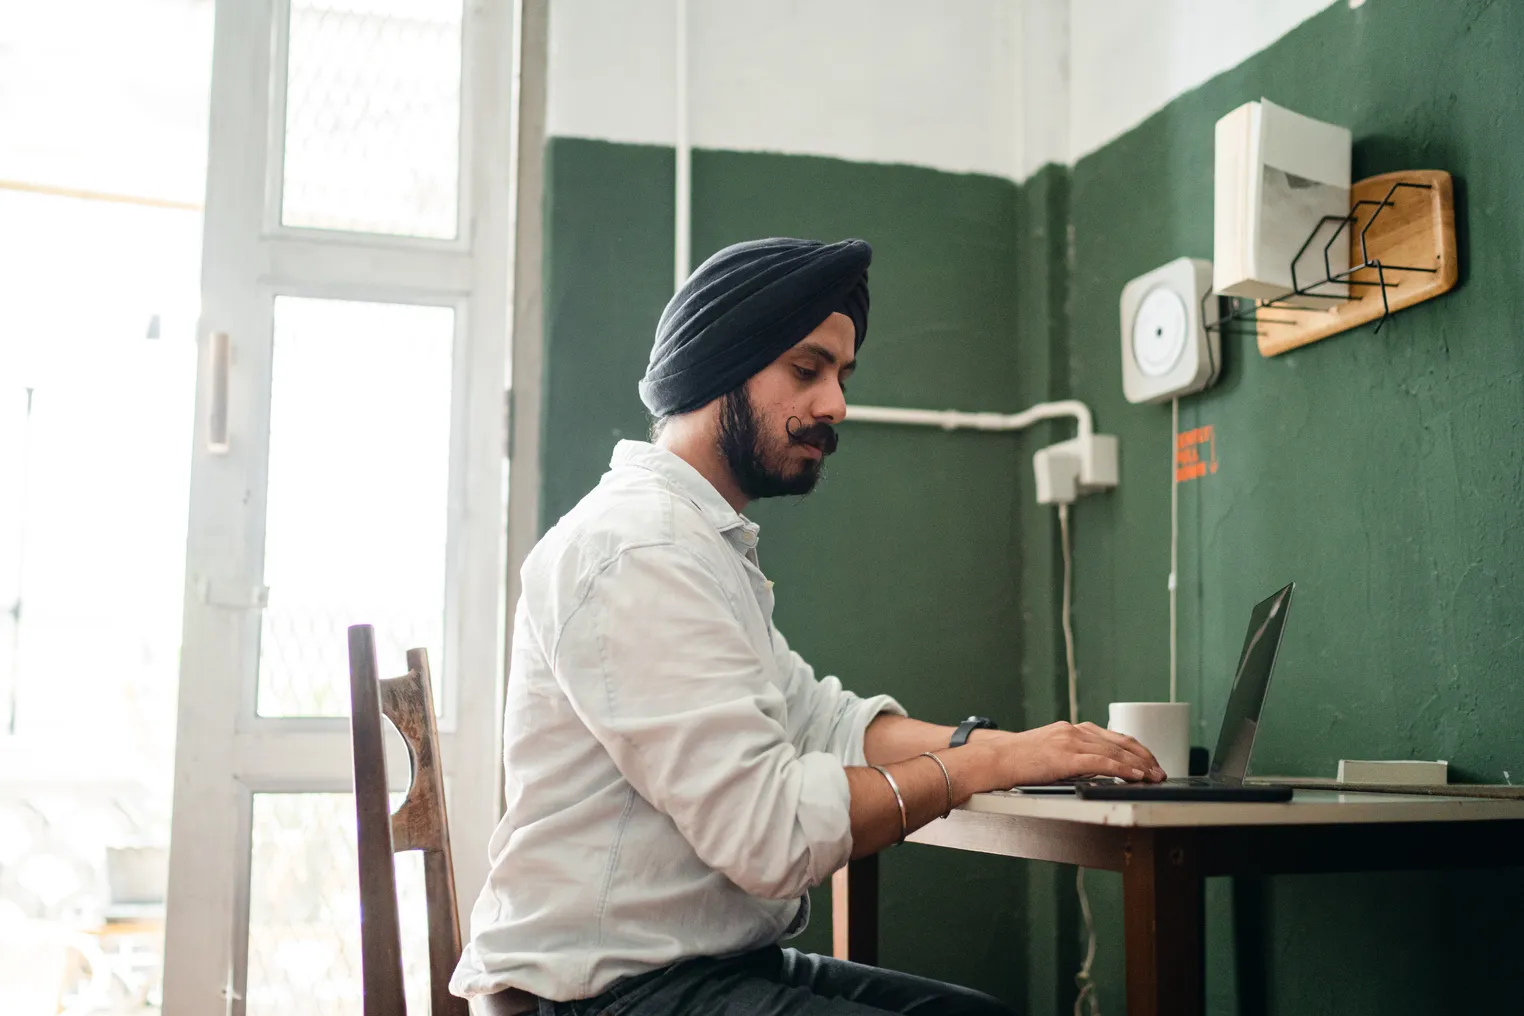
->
[1072, 776, 1214, 788]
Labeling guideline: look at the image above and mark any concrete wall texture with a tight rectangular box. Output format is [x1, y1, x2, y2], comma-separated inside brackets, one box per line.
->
[529, 0, 1524, 1012]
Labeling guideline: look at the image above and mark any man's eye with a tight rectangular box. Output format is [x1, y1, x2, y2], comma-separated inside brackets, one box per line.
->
[794, 366, 817, 381]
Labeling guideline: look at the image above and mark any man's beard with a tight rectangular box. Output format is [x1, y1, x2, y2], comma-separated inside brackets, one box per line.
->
[717, 387, 838, 500]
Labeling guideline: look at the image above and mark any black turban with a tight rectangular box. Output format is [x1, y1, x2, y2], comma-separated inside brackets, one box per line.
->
[639, 237, 871, 417]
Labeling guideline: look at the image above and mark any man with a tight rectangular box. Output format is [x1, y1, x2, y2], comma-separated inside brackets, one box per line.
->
[453, 238, 1163, 1015]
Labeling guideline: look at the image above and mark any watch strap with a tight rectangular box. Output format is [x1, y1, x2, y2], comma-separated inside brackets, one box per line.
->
[949, 715, 998, 748]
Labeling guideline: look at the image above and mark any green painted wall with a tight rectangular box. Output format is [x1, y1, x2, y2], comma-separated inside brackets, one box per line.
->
[537, 2, 1524, 1008]
[1053, 0, 1524, 1012]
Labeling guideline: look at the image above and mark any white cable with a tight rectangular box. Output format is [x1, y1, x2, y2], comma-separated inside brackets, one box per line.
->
[1059, 504, 1101, 1016]
[1074, 869, 1100, 1016]
[1170, 397, 1179, 704]
[673, 0, 691, 288]
[1060, 504, 1079, 726]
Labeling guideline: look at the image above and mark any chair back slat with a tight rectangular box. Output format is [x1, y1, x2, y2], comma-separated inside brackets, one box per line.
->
[380, 648, 466, 1016]
[349, 626, 469, 1016]
[348, 625, 408, 1016]
[380, 654, 446, 854]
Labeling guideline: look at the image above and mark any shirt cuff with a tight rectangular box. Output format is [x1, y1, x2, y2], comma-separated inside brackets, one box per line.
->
[795, 751, 856, 884]
[840, 693, 907, 767]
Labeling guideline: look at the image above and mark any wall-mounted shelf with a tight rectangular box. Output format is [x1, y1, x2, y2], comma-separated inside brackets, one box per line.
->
[1205, 170, 1458, 357]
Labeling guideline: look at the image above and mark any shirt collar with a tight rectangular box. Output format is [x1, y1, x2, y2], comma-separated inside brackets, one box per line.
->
[610, 441, 761, 545]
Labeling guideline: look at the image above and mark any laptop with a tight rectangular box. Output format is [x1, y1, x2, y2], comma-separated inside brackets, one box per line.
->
[1073, 582, 1295, 801]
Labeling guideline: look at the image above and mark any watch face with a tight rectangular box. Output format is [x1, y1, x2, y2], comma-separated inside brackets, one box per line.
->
[1131, 285, 1189, 378]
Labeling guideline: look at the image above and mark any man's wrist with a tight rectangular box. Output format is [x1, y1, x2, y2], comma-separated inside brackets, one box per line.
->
[947, 738, 1003, 799]
[948, 716, 999, 748]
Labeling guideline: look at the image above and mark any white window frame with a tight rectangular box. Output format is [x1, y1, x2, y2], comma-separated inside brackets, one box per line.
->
[261, 0, 478, 254]
[161, 1, 520, 1012]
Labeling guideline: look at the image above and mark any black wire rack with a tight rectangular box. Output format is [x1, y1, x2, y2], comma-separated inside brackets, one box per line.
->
[1201, 179, 1439, 339]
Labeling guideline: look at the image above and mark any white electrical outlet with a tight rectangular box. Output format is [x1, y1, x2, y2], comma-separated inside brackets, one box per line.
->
[1034, 434, 1119, 505]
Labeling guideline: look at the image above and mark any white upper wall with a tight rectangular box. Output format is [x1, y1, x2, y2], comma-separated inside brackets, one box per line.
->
[548, 0, 1022, 179]
[691, 0, 1021, 179]
[1065, 0, 1338, 164]
[1015, 0, 1072, 181]
[547, 0, 1342, 182]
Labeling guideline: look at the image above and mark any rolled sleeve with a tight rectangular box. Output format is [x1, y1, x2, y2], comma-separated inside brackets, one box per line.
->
[552, 543, 852, 900]
[773, 628, 906, 767]
[834, 691, 907, 767]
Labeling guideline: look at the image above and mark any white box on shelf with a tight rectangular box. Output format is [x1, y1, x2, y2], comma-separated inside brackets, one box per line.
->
[1213, 99, 1352, 308]
[1336, 759, 1449, 786]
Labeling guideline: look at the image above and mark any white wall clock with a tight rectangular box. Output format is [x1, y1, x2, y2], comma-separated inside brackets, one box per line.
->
[1119, 257, 1219, 404]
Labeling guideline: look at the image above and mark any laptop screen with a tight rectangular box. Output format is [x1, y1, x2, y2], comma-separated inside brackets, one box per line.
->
[1209, 583, 1294, 782]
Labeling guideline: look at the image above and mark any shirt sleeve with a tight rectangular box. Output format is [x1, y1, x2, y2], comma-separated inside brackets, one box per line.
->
[549, 541, 852, 900]
[771, 626, 905, 767]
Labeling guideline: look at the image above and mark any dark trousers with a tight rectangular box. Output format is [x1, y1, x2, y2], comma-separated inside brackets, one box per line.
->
[533, 947, 1017, 1016]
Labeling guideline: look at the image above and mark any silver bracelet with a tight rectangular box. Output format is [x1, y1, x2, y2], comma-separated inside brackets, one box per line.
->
[869, 764, 908, 844]
[919, 751, 954, 819]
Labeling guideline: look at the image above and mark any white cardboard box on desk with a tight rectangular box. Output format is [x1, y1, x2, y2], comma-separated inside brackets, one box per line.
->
[1213, 98, 1351, 308]
[1337, 759, 1449, 786]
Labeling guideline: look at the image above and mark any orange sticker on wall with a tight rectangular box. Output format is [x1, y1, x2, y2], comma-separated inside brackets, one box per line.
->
[1175, 425, 1218, 483]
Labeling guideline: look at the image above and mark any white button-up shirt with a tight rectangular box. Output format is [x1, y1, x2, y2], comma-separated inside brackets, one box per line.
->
[451, 441, 905, 1002]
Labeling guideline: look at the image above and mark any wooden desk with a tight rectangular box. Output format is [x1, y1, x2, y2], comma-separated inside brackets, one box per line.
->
[830, 790, 1524, 1016]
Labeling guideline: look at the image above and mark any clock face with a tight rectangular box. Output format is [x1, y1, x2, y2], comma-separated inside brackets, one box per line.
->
[1131, 286, 1189, 378]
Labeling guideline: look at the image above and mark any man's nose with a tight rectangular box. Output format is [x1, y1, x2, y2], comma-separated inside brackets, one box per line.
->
[815, 385, 846, 425]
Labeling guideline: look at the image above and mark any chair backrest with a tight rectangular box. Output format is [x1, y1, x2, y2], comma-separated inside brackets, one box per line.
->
[348, 624, 468, 1016]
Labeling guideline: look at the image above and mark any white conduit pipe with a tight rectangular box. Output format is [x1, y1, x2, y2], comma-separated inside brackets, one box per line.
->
[845, 400, 1094, 440]
[673, 0, 691, 289]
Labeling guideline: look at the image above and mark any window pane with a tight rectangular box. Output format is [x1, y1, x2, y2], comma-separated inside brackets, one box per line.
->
[281, 0, 464, 239]
[257, 297, 452, 718]
[246, 793, 430, 1016]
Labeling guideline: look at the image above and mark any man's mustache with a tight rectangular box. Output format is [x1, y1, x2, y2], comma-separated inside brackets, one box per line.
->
[786, 417, 839, 455]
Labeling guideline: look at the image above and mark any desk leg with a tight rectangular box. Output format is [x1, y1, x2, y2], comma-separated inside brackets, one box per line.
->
[1122, 830, 1203, 1016]
[831, 855, 878, 966]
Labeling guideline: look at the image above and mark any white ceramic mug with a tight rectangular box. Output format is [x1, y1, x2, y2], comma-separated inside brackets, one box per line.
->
[1108, 702, 1191, 779]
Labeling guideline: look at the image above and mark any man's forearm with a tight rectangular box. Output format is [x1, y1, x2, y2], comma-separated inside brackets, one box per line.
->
[848, 715, 1167, 858]
[846, 741, 1001, 858]
[862, 713, 995, 766]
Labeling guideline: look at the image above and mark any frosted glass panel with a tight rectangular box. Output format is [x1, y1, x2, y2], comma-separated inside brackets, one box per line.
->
[257, 297, 452, 717]
[246, 793, 430, 1016]
[280, 0, 464, 238]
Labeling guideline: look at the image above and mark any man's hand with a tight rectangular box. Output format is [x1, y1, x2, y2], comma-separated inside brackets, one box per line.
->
[975, 721, 1165, 788]
[858, 713, 1166, 790]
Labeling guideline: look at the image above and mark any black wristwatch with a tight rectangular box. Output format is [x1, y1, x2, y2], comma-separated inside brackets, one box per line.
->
[949, 715, 998, 748]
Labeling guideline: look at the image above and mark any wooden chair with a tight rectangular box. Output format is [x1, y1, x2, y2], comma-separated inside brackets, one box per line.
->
[348, 624, 469, 1016]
